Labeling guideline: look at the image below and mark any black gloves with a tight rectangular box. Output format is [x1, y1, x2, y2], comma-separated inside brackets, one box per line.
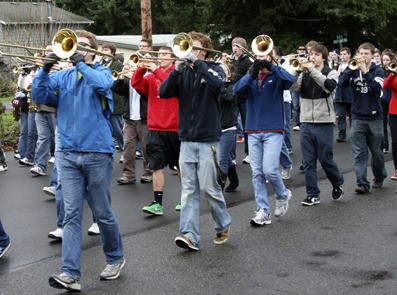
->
[249, 59, 262, 79]
[69, 52, 85, 65]
[42, 53, 60, 73]
[260, 59, 273, 71]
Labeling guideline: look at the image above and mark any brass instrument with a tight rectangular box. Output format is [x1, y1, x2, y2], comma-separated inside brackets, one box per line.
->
[234, 34, 275, 63]
[11, 65, 35, 74]
[129, 52, 184, 66]
[171, 32, 222, 59]
[348, 58, 359, 70]
[111, 70, 131, 80]
[387, 61, 397, 72]
[25, 83, 32, 91]
[290, 58, 314, 73]
[0, 50, 58, 61]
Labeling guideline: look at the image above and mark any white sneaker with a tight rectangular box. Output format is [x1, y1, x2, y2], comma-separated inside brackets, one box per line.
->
[48, 156, 55, 164]
[242, 155, 250, 164]
[48, 228, 63, 240]
[274, 189, 292, 217]
[0, 164, 8, 172]
[88, 223, 100, 235]
[43, 186, 56, 197]
[250, 208, 271, 226]
[281, 168, 291, 180]
[293, 126, 300, 131]
[30, 166, 46, 176]
[119, 155, 124, 163]
[19, 157, 34, 166]
[13, 153, 21, 159]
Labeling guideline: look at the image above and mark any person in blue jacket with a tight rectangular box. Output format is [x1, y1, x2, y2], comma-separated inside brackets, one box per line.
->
[32, 30, 125, 292]
[233, 53, 295, 226]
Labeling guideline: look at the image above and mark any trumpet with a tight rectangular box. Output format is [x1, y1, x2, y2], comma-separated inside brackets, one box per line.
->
[171, 33, 222, 59]
[111, 70, 132, 80]
[290, 58, 314, 72]
[129, 52, 184, 66]
[387, 61, 397, 72]
[11, 65, 36, 74]
[25, 83, 32, 92]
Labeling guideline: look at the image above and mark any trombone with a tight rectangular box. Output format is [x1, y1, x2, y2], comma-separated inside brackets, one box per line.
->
[129, 52, 184, 66]
[171, 32, 222, 59]
[234, 34, 275, 63]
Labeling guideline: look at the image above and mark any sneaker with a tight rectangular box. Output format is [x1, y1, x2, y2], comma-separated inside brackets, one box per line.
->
[287, 148, 293, 155]
[175, 203, 182, 211]
[49, 273, 81, 291]
[174, 236, 199, 251]
[236, 136, 244, 143]
[117, 175, 136, 184]
[293, 126, 300, 131]
[281, 168, 291, 180]
[250, 208, 271, 226]
[225, 182, 239, 192]
[119, 155, 124, 163]
[301, 196, 320, 206]
[214, 227, 230, 245]
[336, 137, 346, 142]
[332, 185, 343, 200]
[142, 201, 163, 215]
[43, 185, 56, 197]
[48, 156, 55, 164]
[274, 189, 292, 217]
[135, 150, 143, 159]
[242, 155, 250, 164]
[140, 175, 153, 183]
[0, 163, 8, 172]
[100, 258, 126, 280]
[48, 228, 63, 240]
[0, 242, 11, 258]
[13, 153, 21, 159]
[372, 179, 383, 189]
[391, 170, 397, 180]
[30, 166, 46, 176]
[299, 164, 305, 173]
[87, 223, 100, 235]
[355, 186, 369, 194]
[383, 148, 389, 154]
[19, 157, 34, 166]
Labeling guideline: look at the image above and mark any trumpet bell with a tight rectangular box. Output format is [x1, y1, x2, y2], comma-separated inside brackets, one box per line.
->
[11, 66, 19, 73]
[172, 33, 193, 58]
[388, 61, 397, 72]
[348, 58, 359, 70]
[25, 83, 32, 91]
[52, 29, 77, 59]
[251, 35, 273, 56]
[290, 58, 300, 71]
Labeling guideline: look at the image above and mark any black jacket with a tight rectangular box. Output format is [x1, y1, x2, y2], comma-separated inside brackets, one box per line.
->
[159, 60, 226, 142]
[220, 82, 238, 129]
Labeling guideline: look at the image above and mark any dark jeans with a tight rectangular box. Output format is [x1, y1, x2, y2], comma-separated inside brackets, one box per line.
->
[335, 102, 351, 140]
[238, 101, 248, 155]
[382, 102, 390, 151]
[389, 114, 397, 170]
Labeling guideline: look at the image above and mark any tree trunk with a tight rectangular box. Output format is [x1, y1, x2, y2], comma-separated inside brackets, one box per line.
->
[141, 0, 152, 43]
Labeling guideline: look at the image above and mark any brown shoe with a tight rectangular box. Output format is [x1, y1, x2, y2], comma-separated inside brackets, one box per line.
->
[355, 186, 369, 194]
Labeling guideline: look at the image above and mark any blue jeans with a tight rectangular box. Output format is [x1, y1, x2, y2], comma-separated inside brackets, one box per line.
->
[34, 112, 56, 172]
[179, 141, 231, 247]
[350, 119, 387, 189]
[59, 151, 123, 279]
[219, 129, 237, 174]
[248, 132, 289, 213]
[110, 114, 124, 151]
[283, 102, 292, 150]
[18, 112, 28, 157]
[335, 102, 351, 140]
[300, 123, 344, 198]
[280, 141, 292, 170]
[0, 219, 10, 247]
[291, 91, 300, 127]
[25, 112, 37, 161]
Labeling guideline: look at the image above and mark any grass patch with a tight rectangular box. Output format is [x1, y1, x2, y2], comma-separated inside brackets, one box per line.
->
[0, 96, 13, 103]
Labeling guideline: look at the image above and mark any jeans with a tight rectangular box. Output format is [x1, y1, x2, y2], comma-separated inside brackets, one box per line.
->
[335, 102, 351, 140]
[59, 151, 123, 279]
[110, 114, 124, 151]
[25, 112, 37, 161]
[291, 91, 300, 127]
[0, 219, 10, 247]
[300, 123, 344, 198]
[179, 141, 231, 247]
[219, 129, 237, 174]
[18, 112, 28, 157]
[248, 132, 289, 212]
[389, 115, 397, 170]
[280, 141, 292, 170]
[283, 102, 292, 150]
[34, 112, 56, 173]
[350, 119, 387, 189]
[238, 102, 248, 155]
[382, 102, 390, 151]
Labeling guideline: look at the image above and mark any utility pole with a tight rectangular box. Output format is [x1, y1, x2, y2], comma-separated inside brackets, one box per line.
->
[141, 0, 152, 43]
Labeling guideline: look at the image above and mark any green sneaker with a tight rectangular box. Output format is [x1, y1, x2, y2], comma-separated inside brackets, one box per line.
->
[175, 203, 182, 211]
[142, 201, 163, 215]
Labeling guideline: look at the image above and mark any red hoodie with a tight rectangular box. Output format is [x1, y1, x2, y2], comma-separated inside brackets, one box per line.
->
[132, 65, 178, 131]
[384, 73, 397, 115]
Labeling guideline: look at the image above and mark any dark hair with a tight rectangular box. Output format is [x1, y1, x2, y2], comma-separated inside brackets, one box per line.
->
[140, 38, 152, 48]
[340, 47, 351, 55]
[115, 53, 124, 63]
[102, 42, 117, 55]
[311, 44, 329, 60]
[159, 46, 175, 58]
[273, 46, 283, 58]
[75, 30, 98, 50]
[189, 31, 214, 59]
[358, 43, 376, 55]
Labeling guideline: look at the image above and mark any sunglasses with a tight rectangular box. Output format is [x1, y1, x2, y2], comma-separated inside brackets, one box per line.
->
[298, 48, 306, 51]
[77, 42, 93, 49]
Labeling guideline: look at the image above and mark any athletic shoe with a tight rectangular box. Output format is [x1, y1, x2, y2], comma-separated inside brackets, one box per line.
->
[19, 157, 34, 166]
[175, 236, 199, 251]
[332, 185, 343, 201]
[214, 227, 230, 245]
[87, 223, 100, 235]
[142, 201, 163, 215]
[301, 196, 320, 206]
[391, 170, 397, 180]
[280, 168, 291, 180]
[225, 182, 239, 192]
[242, 155, 250, 164]
[299, 164, 306, 173]
[336, 137, 346, 142]
[119, 155, 124, 163]
[236, 136, 244, 143]
[274, 189, 292, 217]
[48, 228, 63, 240]
[13, 153, 21, 159]
[43, 186, 56, 197]
[0, 242, 11, 258]
[48, 156, 55, 164]
[140, 175, 153, 183]
[49, 273, 81, 291]
[0, 164, 8, 172]
[250, 208, 271, 226]
[383, 148, 389, 154]
[100, 258, 126, 280]
[287, 148, 293, 155]
[30, 166, 46, 176]
[293, 126, 300, 131]
[135, 150, 143, 159]
[117, 175, 136, 184]
[372, 179, 383, 189]
[175, 203, 182, 211]
[355, 186, 369, 194]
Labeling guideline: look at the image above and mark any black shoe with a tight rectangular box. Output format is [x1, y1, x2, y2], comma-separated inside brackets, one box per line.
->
[332, 185, 343, 200]
[336, 137, 346, 142]
[301, 196, 320, 206]
[372, 179, 383, 189]
[355, 186, 369, 194]
[225, 182, 238, 192]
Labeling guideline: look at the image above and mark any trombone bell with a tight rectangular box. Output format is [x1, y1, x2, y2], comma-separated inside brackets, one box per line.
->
[52, 29, 78, 59]
[251, 35, 273, 56]
[172, 33, 193, 58]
